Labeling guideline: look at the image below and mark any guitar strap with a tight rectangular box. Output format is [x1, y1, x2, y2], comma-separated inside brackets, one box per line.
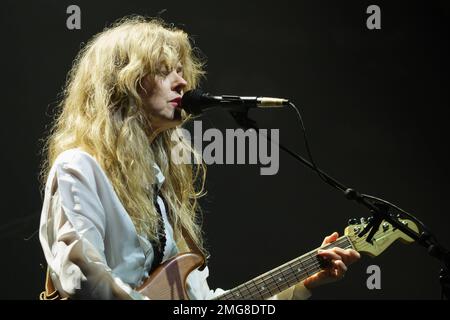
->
[40, 268, 68, 300]
[155, 188, 208, 271]
[149, 186, 167, 272]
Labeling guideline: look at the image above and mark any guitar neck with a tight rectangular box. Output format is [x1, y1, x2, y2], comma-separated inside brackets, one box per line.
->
[214, 236, 354, 300]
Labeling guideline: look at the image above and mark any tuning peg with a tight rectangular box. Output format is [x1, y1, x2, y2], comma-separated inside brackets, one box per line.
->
[348, 218, 359, 225]
[360, 217, 367, 224]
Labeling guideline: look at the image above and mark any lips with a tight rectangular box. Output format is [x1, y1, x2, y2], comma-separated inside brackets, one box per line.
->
[170, 97, 182, 108]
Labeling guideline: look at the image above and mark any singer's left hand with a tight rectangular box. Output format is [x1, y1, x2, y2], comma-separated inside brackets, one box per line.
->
[302, 232, 360, 290]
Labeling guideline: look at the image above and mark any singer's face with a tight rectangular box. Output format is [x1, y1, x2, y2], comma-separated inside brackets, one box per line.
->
[139, 62, 187, 134]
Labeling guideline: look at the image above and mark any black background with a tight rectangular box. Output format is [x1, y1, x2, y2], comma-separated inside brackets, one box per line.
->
[1, 0, 449, 299]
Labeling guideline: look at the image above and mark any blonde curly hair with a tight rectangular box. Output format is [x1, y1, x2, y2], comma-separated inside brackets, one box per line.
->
[40, 16, 207, 251]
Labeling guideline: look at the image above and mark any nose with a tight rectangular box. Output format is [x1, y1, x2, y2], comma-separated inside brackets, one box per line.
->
[172, 73, 187, 94]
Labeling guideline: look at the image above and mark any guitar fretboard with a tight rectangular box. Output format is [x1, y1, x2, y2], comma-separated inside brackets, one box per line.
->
[213, 236, 353, 300]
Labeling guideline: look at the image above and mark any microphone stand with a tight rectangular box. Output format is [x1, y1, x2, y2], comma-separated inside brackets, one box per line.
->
[228, 109, 450, 299]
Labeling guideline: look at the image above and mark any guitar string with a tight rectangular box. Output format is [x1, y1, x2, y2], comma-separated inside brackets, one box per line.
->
[218, 237, 355, 299]
[218, 235, 377, 300]
[262, 233, 378, 295]
[222, 247, 352, 299]
[227, 235, 377, 300]
[220, 240, 363, 300]
[219, 237, 354, 299]
[219, 253, 346, 300]
[232, 238, 352, 293]
[221, 248, 350, 300]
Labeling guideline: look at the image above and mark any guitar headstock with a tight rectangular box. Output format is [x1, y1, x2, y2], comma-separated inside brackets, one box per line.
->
[345, 217, 418, 257]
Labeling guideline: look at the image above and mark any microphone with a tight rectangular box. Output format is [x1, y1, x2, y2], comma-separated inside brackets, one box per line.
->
[180, 89, 290, 115]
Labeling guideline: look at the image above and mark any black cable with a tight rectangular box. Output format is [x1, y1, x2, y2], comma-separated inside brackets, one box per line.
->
[288, 102, 343, 191]
[288, 102, 429, 237]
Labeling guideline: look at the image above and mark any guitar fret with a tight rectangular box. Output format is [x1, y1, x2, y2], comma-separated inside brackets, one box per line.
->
[248, 280, 264, 300]
[244, 281, 260, 300]
[234, 282, 252, 299]
[275, 268, 290, 291]
[267, 272, 281, 293]
[234, 281, 257, 300]
[285, 264, 297, 283]
[285, 266, 300, 288]
[261, 277, 275, 298]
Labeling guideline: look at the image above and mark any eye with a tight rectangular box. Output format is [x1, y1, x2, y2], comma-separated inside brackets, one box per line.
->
[176, 65, 183, 75]
[157, 65, 172, 76]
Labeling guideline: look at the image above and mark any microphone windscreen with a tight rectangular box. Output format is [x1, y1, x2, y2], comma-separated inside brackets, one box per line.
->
[181, 89, 216, 115]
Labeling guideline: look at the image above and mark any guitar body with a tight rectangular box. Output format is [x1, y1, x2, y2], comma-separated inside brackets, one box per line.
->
[137, 253, 204, 300]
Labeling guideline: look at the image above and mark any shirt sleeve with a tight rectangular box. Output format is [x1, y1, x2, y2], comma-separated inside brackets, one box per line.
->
[39, 154, 149, 300]
[185, 266, 227, 300]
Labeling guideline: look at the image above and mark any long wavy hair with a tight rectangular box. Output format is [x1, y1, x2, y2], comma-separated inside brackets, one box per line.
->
[40, 16, 207, 252]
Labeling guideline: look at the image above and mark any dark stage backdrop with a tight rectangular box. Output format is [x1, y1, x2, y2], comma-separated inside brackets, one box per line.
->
[1, 0, 449, 299]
